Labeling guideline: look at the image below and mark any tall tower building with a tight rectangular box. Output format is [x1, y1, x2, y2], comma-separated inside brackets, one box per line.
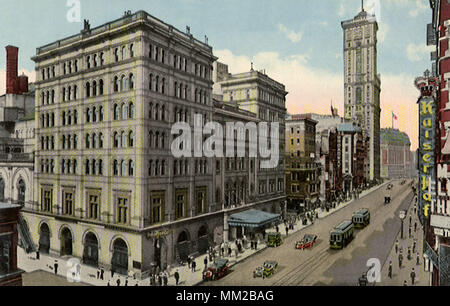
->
[341, 2, 381, 181]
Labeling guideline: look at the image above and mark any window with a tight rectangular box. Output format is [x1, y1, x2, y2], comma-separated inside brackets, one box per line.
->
[122, 46, 127, 60]
[196, 188, 207, 214]
[92, 81, 97, 96]
[121, 75, 127, 91]
[88, 193, 100, 220]
[117, 195, 129, 224]
[41, 188, 53, 212]
[114, 48, 119, 62]
[99, 133, 104, 148]
[86, 82, 91, 97]
[122, 104, 128, 120]
[129, 131, 134, 147]
[62, 190, 74, 216]
[114, 132, 119, 148]
[129, 103, 134, 119]
[114, 76, 119, 92]
[151, 192, 165, 224]
[130, 44, 134, 57]
[113, 160, 119, 175]
[121, 131, 126, 148]
[99, 106, 104, 121]
[121, 160, 126, 176]
[85, 160, 90, 175]
[129, 160, 134, 176]
[129, 74, 134, 90]
[175, 189, 187, 220]
[86, 134, 90, 149]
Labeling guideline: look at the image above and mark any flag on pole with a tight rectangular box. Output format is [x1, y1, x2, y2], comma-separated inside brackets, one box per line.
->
[392, 112, 398, 120]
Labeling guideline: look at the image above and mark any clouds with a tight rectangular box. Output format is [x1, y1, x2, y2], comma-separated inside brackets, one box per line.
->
[277, 24, 303, 43]
[214, 49, 419, 150]
[0, 69, 36, 95]
[385, 0, 428, 17]
[406, 43, 434, 62]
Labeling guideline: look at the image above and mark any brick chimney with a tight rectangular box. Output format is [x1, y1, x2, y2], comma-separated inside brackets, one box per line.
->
[5, 45, 19, 94]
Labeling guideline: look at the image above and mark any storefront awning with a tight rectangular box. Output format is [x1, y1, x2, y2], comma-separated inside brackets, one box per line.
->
[227, 209, 281, 228]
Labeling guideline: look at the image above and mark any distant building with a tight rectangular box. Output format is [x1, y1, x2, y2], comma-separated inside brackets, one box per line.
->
[285, 115, 319, 212]
[341, 4, 381, 181]
[380, 128, 412, 179]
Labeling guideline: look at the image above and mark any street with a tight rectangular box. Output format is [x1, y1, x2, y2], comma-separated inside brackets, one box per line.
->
[202, 179, 417, 286]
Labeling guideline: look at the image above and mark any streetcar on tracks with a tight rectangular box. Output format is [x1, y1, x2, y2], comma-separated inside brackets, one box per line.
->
[330, 220, 354, 250]
[352, 208, 370, 229]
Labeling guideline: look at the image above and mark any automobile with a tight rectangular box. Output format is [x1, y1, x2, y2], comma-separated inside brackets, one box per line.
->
[295, 234, 318, 250]
[386, 184, 393, 190]
[202, 259, 229, 281]
[267, 232, 282, 247]
[253, 260, 278, 278]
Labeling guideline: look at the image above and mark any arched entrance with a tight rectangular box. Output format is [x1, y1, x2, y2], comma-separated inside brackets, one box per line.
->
[18, 179, 26, 206]
[176, 231, 190, 262]
[111, 238, 128, 275]
[83, 232, 99, 267]
[197, 226, 209, 254]
[39, 223, 50, 254]
[60, 227, 73, 256]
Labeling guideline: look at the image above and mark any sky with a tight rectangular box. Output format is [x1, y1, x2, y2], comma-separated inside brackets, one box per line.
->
[0, 0, 433, 150]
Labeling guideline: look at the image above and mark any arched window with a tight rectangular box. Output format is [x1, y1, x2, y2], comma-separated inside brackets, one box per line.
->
[129, 160, 134, 176]
[86, 108, 91, 123]
[92, 159, 97, 175]
[51, 90, 55, 103]
[67, 160, 71, 174]
[122, 46, 127, 60]
[73, 159, 77, 174]
[99, 133, 104, 148]
[113, 160, 119, 175]
[155, 104, 159, 121]
[86, 134, 90, 148]
[114, 104, 119, 120]
[161, 133, 165, 149]
[155, 132, 160, 148]
[161, 105, 165, 121]
[92, 107, 97, 122]
[114, 48, 119, 62]
[114, 132, 119, 148]
[161, 78, 165, 94]
[100, 53, 104, 66]
[149, 160, 153, 176]
[99, 79, 104, 95]
[155, 76, 159, 92]
[149, 131, 154, 147]
[121, 131, 126, 148]
[93, 54, 98, 67]
[86, 160, 90, 175]
[51, 113, 55, 127]
[67, 111, 72, 125]
[121, 160, 126, 176]
[149, 74, 153, 91]
[73, 86, 77, 100]
[149, 44, 153, 58]
[92, 133, 98, 148]
[62, 135, 66, 150]
[121, 75, 127, 91]
[99, 159, 104, 175]
[62, 159, 66, 173]
[161, 160, 166, 176]
[99, 106, 104, 121]
[130, 44, 134, 58]
[155, 160, 159, 176]
[73, 135, 78, 149]
[129, 103, 134, 119]
[174, 81, 178, 97]
[129, 131, 134, 147]
[114, 76, 119, 92]
[129, 74, 134, 90]
[87, 56, 91, 69]
[86, 82, 91, 97]
[92, 81, 97, 96]
[62, 88, 66, 102]
[122, 104, 128, 120]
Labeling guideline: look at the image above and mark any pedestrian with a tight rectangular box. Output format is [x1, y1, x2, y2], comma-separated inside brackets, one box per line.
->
[163, 272, 168, 286]
[116, 278, 121, 286]
[187, 256, 191, 268]
[410, 268, 416, 285]
[174, 269, 180, 286]
[221, 246, 224, 257]
[100, 268, 104, 280]
[54, 260, 59, 275]
[395, 240, 399, 254]
[107, 280, 110, 286]
[97, 268, 101, 279]
[285, 226, 289, 237]
[398, 252, 403, 268]
[250, 240, 254, 250]
[158, 273, 163, 286]
[255, 240, 258, 250]
[204, 256, 208, 269]
[36, 250, 40, 260]
[125, 278, 128, 286]
[192, 260, 196, 272]
[388, 261, 392, 279]
[414, 221, 417, 232]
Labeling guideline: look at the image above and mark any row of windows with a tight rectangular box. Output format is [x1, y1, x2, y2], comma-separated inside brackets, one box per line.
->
[112, 160, 135, 176]
[86, 106, 105, 123]
[86, 133, 105, 149]
[113, 131, 134, 148]
[149, 73, 166, 94]
[148, 131, 167, 149]
[149, 102, 166, 121]
[40, 113, 56, 128]
[149, 43, 210, 81]
[114, 74, 135, 92]
[61, 110, 78, 126]
[41, 136, 55, 151]
[148, 160, 167, 177]
[114, 44, 134, 62]
[113, 102, 134, 120]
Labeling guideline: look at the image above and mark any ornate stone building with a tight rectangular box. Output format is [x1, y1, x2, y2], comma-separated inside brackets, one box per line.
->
[380, 128, 412, 179]
[341, 4, 381, 181]
[27, 11, 218, 277]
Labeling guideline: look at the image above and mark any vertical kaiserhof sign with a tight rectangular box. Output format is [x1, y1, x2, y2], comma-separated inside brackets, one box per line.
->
[415, 73, 438, 225]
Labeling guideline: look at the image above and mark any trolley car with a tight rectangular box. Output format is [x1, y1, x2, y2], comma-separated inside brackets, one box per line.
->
[330, 220, 354, 249]
[352, 208, 370, 229]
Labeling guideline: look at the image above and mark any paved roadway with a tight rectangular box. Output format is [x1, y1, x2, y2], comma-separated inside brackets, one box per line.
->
[203, 179, 414, 286]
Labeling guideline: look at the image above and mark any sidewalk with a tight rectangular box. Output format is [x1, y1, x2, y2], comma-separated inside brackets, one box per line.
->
[379, 195, 431, 286]
[17, 181, 389, 287]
